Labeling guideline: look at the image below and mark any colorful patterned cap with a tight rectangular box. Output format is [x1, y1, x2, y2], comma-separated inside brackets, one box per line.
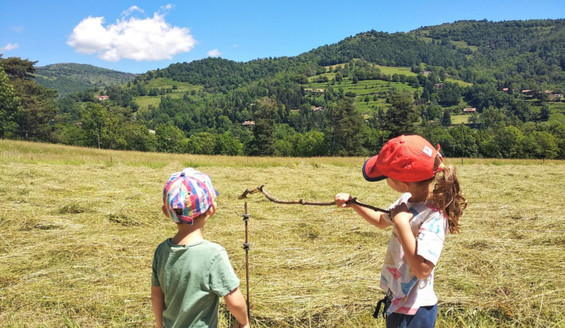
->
[162, 168, 219, 224]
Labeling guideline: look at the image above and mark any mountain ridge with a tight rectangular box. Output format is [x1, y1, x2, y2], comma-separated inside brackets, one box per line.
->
[34, 19, 565, 96]
[34, 63, 137, 96]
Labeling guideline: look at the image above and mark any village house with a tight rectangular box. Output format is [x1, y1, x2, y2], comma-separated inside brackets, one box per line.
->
[463, 107, 477, 113]
[242, 120, 255, 127]
[96, 95, 110, 101]
[304, 88, 325, 93]
[545, 90, 564, 101]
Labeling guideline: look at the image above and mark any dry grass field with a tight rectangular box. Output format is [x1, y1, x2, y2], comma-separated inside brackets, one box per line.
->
[1, 140, 564, 327]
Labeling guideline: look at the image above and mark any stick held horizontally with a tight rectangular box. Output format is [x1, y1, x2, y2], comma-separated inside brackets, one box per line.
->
[238, 185, 390, 213]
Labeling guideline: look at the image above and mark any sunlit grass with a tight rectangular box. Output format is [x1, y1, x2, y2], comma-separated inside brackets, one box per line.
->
[133, 78, 203, 111]
[451, 114, 470, 124]
[1, 140, 564, 327]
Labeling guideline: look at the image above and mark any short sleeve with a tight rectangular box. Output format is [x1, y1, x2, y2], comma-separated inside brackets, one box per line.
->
[209, 250, 240, 297]
[151, 247, 161, 287]
[416, 213, 447, 266]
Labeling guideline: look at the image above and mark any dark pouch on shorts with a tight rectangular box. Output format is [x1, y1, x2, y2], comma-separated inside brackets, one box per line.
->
[373, 293, 391, 319]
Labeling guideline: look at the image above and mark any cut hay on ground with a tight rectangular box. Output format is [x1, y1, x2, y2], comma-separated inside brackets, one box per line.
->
[1, 140, 564, 327]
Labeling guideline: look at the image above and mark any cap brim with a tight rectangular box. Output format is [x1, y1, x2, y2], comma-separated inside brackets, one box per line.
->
[362, 155, 387, 182]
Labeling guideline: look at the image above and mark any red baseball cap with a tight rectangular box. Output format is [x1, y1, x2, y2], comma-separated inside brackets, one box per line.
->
[362, 135, 443, 182]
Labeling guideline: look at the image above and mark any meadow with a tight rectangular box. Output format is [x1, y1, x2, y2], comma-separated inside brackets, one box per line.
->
[548, 102, 565, 123]
[0, 140, 564, 327]
[134, 78, 203, 112]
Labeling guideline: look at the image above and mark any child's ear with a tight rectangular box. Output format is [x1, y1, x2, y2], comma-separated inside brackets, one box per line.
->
[400, 181, 412, 190]
[206, 201, 217, 217]
[162, 205, 168, 216]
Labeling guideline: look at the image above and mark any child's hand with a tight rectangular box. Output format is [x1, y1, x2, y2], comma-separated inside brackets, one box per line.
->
[334, 193, 352, 208]
[390, 203, 413, 225]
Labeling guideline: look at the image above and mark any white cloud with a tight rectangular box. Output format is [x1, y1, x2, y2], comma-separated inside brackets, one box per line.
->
[161, 4, 174, 12]
[121, 6, 144, 18]
[207, 49, 221, 57]
[67, 7, 196, 62]
[1, 43, 19, 52]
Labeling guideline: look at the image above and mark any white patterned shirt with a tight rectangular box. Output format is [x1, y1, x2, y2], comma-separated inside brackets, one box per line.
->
[380, 193, 448, 315]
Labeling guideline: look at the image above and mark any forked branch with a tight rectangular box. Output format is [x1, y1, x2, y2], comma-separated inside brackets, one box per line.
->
[238, 185, 390, 214]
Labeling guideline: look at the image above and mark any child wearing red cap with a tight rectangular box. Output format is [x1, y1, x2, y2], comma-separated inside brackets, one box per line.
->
[151, 168, 249, 328]
[335, 135, 466, 328]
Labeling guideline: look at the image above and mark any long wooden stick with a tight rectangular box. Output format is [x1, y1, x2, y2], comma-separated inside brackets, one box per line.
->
[238, 185, 390, 214]
[242, 202, 251, 320]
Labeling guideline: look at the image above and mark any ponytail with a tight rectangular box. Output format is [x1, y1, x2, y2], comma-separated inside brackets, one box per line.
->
[430, 158, 467, 234]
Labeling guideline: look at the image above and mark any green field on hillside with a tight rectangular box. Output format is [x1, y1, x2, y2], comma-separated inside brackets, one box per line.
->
[1, 140, 564, 327]
[307, 64, 472, 114]
[548, 102, 565, 123]
[325, 63, 416, 77]
[451, 114, 471, 124]
[306, 78, 416, 114]
[133, 78, 202, 111]
[132, 66, 472, 117]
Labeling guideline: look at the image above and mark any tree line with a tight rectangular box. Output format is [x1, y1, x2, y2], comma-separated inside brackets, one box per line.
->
[2, 55, 563, 159]
[1, 19, 564, 159]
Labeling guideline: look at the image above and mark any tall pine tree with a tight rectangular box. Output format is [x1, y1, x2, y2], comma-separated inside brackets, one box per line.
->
[385, 91, 420, 138]
[329, 97, 365, 156]
[249, 97, 276, 156]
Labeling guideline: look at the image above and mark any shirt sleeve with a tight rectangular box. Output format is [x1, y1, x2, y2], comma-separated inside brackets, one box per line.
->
[209, 249, 240, 297]
[151, 247, 161, 287]
[384, 193, 412, 225]
[416, 213, 446, 266]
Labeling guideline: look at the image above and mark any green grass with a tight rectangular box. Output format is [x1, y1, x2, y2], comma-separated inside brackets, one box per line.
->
[324, 63, 416, 77]
[309, 63, 471, 114]
[450, 40, 479, 53]
[445, 78, 472, 87]
[133, 78, 202, 111]
[1, 140, 564, 327]
[372, 64, 415, 77]
[451, 114, 470, 125]
[307, 78, 416, 114]
[548, 102, 565, 123]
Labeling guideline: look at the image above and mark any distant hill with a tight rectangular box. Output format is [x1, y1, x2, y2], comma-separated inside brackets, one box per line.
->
[4, 19, 563, 158]
[150, 19, 564, 92]
[34, 63, 137, 96]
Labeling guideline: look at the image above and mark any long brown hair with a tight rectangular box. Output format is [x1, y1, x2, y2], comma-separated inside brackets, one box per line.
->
[429, 156, 467, 234]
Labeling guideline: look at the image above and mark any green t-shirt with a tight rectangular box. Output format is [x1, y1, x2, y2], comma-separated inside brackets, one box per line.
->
[152, 239, 240, 328]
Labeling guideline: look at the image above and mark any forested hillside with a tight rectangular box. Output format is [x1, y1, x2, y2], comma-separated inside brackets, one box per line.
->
[34, 63, 136, 96]
[1, 19, 564, 158]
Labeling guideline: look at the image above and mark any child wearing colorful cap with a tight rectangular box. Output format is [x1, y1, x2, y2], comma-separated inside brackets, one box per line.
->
[335, 135, 466, 327]
[151, 168, 249, 328]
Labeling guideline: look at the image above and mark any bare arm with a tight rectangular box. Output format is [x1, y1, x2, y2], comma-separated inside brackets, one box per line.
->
[151, 285, 165, 328]
[224, 287, 249, 328]
[335, 193, 390, 229]
[390, 204, 435, 279]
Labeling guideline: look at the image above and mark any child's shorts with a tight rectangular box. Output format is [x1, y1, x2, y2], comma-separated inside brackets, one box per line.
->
[386, 304, 438, 328]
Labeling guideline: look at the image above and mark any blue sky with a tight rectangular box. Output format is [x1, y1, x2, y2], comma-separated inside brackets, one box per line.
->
[1, 0, 564, 74]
